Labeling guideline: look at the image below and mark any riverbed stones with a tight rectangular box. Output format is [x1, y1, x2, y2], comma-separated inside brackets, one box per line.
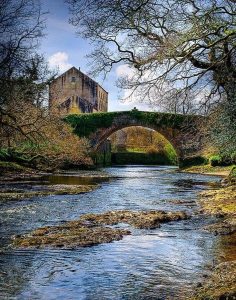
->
[13, 210, 189, 249]
[80, 210, 189, 229]
[199, 185, 236, 216]
[13, 221, 131, 249]
[199, 185, 236, 235]
[203, 216, 236, 235]
[193, 261, 236, 299]
[0, 184, 97, 201]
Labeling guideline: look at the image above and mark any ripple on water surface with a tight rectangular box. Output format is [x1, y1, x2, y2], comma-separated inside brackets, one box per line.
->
[0, 166, 222, 299]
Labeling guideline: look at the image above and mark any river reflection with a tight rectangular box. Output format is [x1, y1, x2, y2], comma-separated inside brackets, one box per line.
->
[0, 166, 225, 299]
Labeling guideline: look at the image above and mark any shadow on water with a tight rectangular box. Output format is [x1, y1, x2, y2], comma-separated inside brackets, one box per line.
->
[0, 172, 112, 193]
[41, 174, 110, 185]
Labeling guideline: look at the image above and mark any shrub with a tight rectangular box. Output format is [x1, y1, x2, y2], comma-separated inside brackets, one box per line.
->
[180, 156, 208, 167]
[228, 166, 236, 184]
[230, 152, 236, 164]
[0, 149, 11, 161]
[209, 155, 222, 166]
[209, 155, 234, 166]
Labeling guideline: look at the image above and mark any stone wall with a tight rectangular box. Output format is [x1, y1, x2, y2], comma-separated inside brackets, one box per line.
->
[49, 67, 108, 115]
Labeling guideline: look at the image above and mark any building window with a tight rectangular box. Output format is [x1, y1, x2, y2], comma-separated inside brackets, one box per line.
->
[71, 76, 76, 82]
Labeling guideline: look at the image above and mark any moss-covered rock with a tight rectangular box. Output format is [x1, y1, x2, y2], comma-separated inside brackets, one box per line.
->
[203, 217, 236, 235]
[12, 209, 189, 249]
[80, 210, 189, 229]
[13, 221, 131, 249]
[192, 261, 236, 300]
[0, 184, 97, 202]
[199, 183, 236, 237]
[199, 185, 236, 217]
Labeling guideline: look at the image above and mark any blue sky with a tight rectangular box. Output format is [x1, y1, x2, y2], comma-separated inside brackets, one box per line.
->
[40, 0, 150, 112]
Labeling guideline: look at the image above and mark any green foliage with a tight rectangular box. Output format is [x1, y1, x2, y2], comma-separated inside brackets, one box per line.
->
[209, 154, 235, 167]
[64, 111, 195, 137]
[209, 155, 223, 167]
[228, 166, 236, 185]
[116, 145, 128, 152]
[164, 143, 178, 165]
[0, 148, 11, 161]
[112, 140, 177, 166]
[111, 152, 175, 165]
[0, 161, 27, 173]
[230, 152, 236, 164]
[180, 156, 208, 168]
[65, 112, 116, 137]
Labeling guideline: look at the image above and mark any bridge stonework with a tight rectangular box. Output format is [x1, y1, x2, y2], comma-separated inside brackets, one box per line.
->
[65, 110, 204, 162]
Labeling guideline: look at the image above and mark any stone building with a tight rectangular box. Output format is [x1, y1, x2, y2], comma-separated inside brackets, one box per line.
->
[49, 67, 108, 115]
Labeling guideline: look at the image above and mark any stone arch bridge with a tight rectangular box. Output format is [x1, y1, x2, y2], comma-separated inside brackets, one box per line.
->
[65, 110, 204, 160]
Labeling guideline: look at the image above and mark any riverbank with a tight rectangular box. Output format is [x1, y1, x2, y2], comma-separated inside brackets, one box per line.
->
[192, 171, 236, 299]
[181, 163, 236, 299]
[0, 161, 108, 202]
[180, 164, 233, 177]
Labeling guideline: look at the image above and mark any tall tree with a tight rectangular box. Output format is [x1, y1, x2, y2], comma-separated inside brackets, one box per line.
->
[66, 0, 235, 107]
[0, 0, 91, 168]
[67, 0, 236, 156]
[0, 0, 48, 142]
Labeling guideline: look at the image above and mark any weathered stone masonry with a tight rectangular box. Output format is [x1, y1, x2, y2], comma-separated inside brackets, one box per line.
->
[49, 67, 108, 115]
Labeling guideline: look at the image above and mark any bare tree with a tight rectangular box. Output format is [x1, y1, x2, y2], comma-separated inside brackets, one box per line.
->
[66, 0, 235, 110]
[0, 0, 92, 168]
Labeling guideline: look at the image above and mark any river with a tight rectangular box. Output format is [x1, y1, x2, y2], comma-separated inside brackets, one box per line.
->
[0, 166, 224, 299]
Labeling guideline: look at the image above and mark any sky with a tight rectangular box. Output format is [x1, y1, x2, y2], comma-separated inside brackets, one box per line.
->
[40, 0, 150, 112]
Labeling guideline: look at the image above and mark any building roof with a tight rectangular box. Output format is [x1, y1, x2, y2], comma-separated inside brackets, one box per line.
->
[51, 66, 108, 93]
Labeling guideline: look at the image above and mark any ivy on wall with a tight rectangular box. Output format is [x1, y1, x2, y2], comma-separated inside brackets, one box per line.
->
[64, 110, 198, 137]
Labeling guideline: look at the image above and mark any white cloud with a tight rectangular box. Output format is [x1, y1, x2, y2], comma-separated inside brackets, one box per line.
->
[116, 64, 134, 79]
[48, 52, 72, 73]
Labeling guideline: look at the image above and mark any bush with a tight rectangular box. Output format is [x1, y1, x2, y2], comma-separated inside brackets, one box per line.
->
[111, 152, 175, 165]
[0, 149, 11, 161]
[0, 119, 93, 170]
[209, 155, 233, 166]
[228, 166, 236, 184]
[209, 155, 222, 166]
[180, 156, 208, 167]
[230, 152, 236, 164]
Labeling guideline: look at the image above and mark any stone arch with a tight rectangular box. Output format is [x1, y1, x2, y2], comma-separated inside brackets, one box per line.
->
[65, 110, 203, 162]
[92, 123, 182, 159]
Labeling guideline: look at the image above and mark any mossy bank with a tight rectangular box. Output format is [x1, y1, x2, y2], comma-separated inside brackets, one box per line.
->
[192, 168, 236, 299]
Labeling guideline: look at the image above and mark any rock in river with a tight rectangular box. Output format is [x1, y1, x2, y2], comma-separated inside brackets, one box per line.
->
[13, 221, 131, 249]
[12, 210, 189, 249]
[80, 210, 189, 229]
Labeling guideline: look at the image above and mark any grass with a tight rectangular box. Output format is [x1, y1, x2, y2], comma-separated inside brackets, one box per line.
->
[181, 164, 235, 176]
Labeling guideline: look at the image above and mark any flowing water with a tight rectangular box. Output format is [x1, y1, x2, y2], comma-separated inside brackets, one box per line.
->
[0, 166, 224, 299]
